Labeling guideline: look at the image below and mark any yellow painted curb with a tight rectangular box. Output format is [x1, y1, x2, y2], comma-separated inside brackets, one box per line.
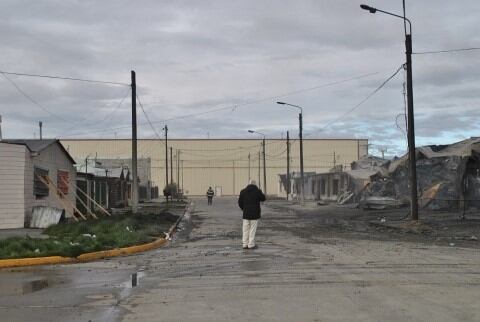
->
[0, 238, 168, 268]
[77, 238, 167, 261]
[0, 256, 76, 268]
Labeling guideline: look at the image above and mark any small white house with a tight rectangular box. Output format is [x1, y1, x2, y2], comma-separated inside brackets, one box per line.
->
[0, 139, 76, 229]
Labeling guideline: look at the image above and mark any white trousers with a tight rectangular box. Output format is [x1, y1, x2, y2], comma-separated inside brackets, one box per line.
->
[242, 219, 259, 248]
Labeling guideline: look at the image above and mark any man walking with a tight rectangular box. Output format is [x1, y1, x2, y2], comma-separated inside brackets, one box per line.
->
[238, 180, 266, 250]
[206, 186, 214, 205]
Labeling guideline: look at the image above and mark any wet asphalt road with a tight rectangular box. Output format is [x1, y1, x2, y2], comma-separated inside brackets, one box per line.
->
[1, 197, 480, 321]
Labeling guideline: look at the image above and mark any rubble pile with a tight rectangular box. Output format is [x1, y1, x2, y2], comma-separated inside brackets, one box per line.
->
[342, 138, 480, 211]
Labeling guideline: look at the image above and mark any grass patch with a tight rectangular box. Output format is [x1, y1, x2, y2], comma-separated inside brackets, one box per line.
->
[0, 212, 178, 259]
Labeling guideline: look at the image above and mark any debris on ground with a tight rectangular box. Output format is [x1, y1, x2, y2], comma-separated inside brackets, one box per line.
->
[339, 138, 480, 212]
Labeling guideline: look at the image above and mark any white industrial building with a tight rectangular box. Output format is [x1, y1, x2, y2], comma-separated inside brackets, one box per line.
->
[61, 138, 368, 197]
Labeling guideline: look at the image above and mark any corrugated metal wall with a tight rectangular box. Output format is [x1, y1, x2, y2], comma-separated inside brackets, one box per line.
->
[61, 139, 368, 196]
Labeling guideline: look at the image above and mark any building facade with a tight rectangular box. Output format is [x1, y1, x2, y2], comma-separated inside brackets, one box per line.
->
[0, 140, 76, 228]
[61, 138, 368, 196]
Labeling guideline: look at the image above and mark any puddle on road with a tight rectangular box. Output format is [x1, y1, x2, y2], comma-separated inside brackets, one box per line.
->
[0, 278, 49, 296]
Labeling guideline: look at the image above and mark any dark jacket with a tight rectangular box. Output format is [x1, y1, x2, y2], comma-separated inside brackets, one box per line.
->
[238, 184, 266, 220]
[206, 188, 214, 198]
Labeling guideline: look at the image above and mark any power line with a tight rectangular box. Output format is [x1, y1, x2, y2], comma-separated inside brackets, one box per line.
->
[96, 87, 131, 124]
[1, 72, 68, 122]
[59, 71, 379, 137]
[311, 64, 404, 134]
[54, 87, 134, 140]
[0, 70, 129, 86]
[136, 93, 165, 145]
[142, 71, 380, 125]
[413, 47, 480, 55]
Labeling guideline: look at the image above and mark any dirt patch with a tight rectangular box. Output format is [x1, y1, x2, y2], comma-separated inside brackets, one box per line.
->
[266, 201, 480, 248]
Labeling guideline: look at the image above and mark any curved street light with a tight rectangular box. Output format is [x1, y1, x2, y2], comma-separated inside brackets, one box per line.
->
[277, 101, 305, 205]
[248, 130, 267, 195]
[360, 4, 418, 220]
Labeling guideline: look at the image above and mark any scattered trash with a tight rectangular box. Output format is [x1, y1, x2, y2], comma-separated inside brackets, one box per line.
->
[337, 191, 355, 205]
[69, 242, 80, 246]
[82, 234, 96, 238]
[362, 196, 405, 210]
[380, 217, 386, 223]
[449, 243, 455, 247]
[126, 226, 132, 232]
[34, 248, 40, 253]
[470, 236, 478, 241]
[30, 206, 65, 228]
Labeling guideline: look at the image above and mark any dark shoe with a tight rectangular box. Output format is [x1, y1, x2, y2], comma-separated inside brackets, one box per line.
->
[248, 245, 258, 250]
[242, 246, 248, 250]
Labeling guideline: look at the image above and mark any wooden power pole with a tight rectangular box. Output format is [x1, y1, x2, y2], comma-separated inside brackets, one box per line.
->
[164, 125, 168, 187]
[287, 130, 290, 200]
[131, 70, 138, 213]
[170, 147, 173, 184]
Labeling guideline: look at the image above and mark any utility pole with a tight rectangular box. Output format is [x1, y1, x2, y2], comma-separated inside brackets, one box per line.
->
[177, 149, 180, 190]
[380, 147, 387, 159]
[333, 151, 336, 167]
[248, 153, 251, 181]
[262, 138, 267, 195]
[277, 103, 305, 203]
[170, 146, 173, 184]
[39, 121, 43, 140]
[232, 160, 235, 195]
[85, 156, 89, 210]
[359, 3, 418, 220]
[287, 131, 290, 201]
[181, 160, 184, 193]
[406, 33, 419, 220]
[0, 115, 3, 141]
[262, 137, 267, 195]
[164, 125, 168, 187]
[258, 151, 261, 189]
[131, 70, 138, 213]
[299, 112, 304, 205]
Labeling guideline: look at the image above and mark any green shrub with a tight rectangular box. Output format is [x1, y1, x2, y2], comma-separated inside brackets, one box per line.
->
[0, 212, 178, 259]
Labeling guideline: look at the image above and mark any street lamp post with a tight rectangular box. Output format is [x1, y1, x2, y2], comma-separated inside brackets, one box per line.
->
[360, 4, 418, 220]
[248, 130, 267, 195]
[277, 101, 304, 205]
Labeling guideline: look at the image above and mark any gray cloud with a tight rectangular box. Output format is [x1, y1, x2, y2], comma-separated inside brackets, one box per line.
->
[0, 0, 479, 157]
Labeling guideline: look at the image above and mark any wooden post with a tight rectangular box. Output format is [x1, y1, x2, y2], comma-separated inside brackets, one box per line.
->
[59, 177, 97, 219]
[67, 178, 112, 216]
[37, 175, 85, 220]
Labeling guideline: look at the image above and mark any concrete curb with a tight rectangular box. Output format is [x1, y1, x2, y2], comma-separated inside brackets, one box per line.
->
[76, 238, 167, 262]
[0, 201, 190, 269]
[0, 256, 77, 268]
[0, 237, 168, 269]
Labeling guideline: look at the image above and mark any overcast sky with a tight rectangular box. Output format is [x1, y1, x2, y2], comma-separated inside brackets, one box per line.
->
[1, 0, 479, 157]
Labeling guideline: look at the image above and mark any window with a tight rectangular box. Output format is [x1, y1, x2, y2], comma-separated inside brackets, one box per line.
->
[34, 167, 49, 197]
[321, 180, 326, 195]
[57, 170, 69, 195]
[311, 181, 315, 194]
